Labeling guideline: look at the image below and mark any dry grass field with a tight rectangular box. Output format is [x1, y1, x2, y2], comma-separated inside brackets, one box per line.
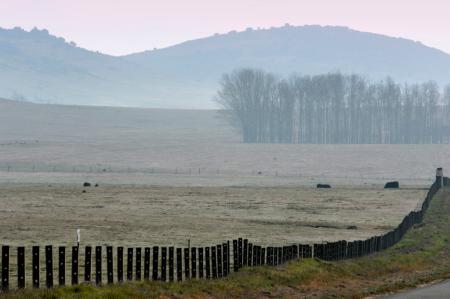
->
[0, 185, 426, 247]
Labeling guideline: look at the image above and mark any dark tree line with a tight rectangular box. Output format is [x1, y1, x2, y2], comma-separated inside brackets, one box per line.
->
[216, 68, 450, 144]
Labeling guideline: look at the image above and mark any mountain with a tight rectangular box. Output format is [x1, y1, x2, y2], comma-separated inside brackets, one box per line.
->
[0, 27, 212, 108]
[125, 25, 450, 86]
[1, 25, 450, 108]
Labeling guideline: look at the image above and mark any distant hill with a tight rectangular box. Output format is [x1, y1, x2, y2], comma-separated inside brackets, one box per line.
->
[1, 25, 450, 108]
[0, 27, 212, 108]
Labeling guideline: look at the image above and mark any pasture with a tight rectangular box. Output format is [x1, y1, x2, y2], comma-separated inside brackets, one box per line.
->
[0, 185, 426, 246]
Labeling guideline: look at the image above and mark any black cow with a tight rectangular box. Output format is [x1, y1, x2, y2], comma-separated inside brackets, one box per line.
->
[384, 181, 399, 189]
[317, 184, 332, 189]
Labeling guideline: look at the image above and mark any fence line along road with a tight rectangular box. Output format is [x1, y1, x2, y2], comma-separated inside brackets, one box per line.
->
[0, 168, 446, 291]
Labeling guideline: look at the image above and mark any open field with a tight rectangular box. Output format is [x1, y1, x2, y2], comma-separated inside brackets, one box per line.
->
[0, 185, 426, 246]
[2, 186, 449, 298]
[0, 99, 448, 187]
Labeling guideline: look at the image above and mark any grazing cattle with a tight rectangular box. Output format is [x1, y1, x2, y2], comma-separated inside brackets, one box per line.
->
[384, 181, 399, 189]
[317, 184, 331, 189]
[83, 182, 91, 187]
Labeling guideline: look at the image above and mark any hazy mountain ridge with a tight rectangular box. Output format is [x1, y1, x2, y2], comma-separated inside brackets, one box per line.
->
[125, 25, 450, 84]
[0, 27, 212, 108]
[1, 25, 450, 108]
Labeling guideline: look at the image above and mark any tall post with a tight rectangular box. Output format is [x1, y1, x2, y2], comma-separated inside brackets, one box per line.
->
[436, 167, 444, 188]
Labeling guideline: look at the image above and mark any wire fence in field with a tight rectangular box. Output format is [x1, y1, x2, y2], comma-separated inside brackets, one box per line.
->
[0, 162, 434, 185]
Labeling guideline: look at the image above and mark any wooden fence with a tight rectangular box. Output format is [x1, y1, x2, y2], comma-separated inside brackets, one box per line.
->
[0, 172, 446, 291]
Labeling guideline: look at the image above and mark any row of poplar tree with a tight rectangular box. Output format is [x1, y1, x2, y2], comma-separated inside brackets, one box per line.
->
[216, 68, 450, 144]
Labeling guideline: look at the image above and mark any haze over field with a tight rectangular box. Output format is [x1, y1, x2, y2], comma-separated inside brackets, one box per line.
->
[0, 99, 446, 187]
[2, 25, 450, 108]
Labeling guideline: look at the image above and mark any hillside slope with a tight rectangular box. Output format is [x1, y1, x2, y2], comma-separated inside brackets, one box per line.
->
[2, 26, 450, 108]
[125, 25, 450, 86]
[0, 28, 211, 108]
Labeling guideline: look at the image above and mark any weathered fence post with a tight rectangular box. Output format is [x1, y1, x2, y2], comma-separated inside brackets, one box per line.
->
[256, 246, 261, 266]
[205, 247, 211, 279]
[136, 247, 142, 281]
[248, 243, 253, 266]
[58, 246, 65, 286]
[257, 246, 263, 266]
[304, 245, 312, 258]
[71, 246, 78, 285]
[84, 246, 92, 282]
[17, 247, 25, 289]
[176, 248, 182, 282]
[45, 245, 53, 288]
[233, 240, 238, 272]
[211, 246, 217, 279]
[252, 246, 257, 266]
[198, 247, 204, 279]
[293, 245, 298, 260]
[243, 239, 248, 266]
[183, 248, 189, 280]
[32, 246, 39, 288]
[95, 246, 102, 285]
[190, 247, 196, 279]
[153, 247, 159, 281]
[347, 242, 353, 259]
[217, 245, 222, 278]
[107, 246, 113, 284]
[437, 167, 444, 188]
[161, 247, 167, 282]
[238, 238, 243, 268]
[227, 241, 231, 274]
[313, 244, 319, 259]
[144, 247, 150, 280]
[261, 247, 266, 265]
[127, 248, 133, 281]
[267, 247, 272, 266]
[222, 243, 228, 276]
[2, 246, 9, 291]
[117, 247, 123, 283]
[169, 247, 175, 282]
[272, 246, 277, 265]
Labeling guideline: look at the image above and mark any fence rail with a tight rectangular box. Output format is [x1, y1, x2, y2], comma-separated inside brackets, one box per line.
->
[0, 163, 435, 184]
[0, 172, 446, 291]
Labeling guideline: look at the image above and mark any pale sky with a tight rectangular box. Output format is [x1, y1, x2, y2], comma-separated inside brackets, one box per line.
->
[0, 0, 449, 56]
